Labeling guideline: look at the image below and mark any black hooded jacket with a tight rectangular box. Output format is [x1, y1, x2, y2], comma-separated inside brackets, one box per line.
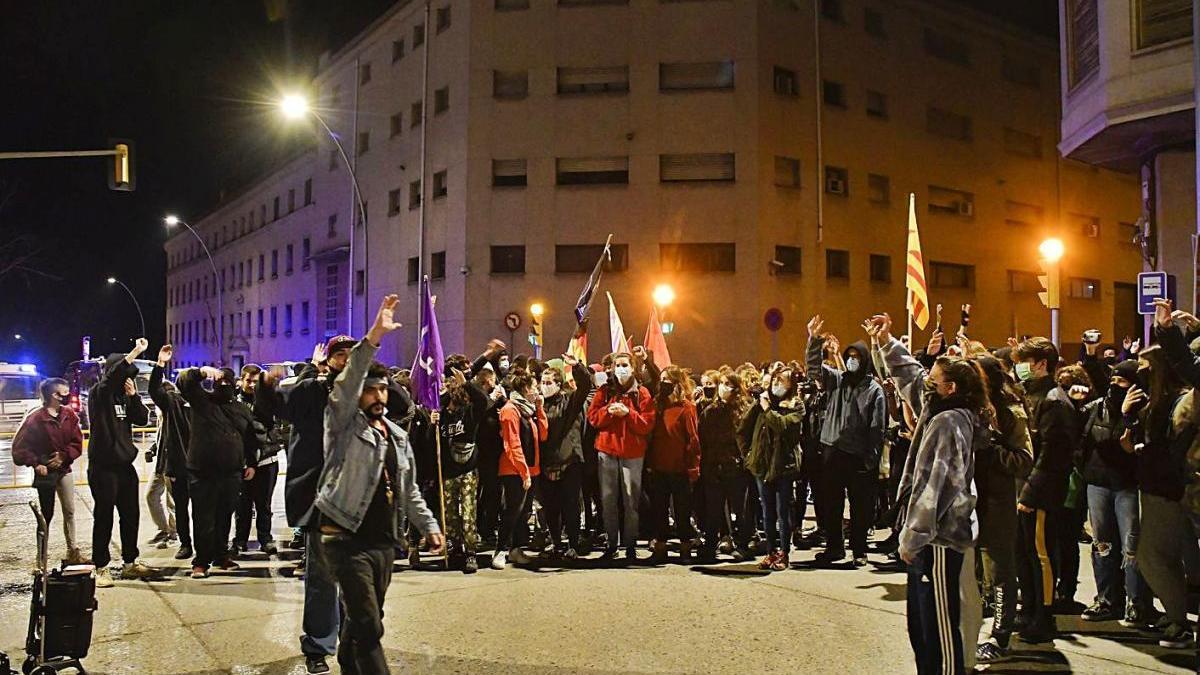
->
[259, 360, 327, 527]
[149, 364, 191, 479]
[177, 368, 262, 476]
[87, 354, 149, 467]
[805, 337, 887, 462]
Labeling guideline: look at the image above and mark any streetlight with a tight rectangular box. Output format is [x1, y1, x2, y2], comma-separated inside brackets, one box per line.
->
[1038, 238, 1064, 264]
[165, 214, 224, 365]
[13, 334, 21, 341]
[1037, 237, 1064, 348]
[652, 284, 676, 309]
[107, 277, 146, 338]
[278, 93, 369, 335]
[529, 303, 545, 359]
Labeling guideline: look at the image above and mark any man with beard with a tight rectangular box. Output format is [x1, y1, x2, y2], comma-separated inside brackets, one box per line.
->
[176, 365, 263, 579]
[232, 364, 282, 557]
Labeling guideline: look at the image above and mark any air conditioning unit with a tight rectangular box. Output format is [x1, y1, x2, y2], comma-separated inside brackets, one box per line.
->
[1083, 221, 1100, 238]
[826, 178, 846, 195]
[957, 200, 975, 217]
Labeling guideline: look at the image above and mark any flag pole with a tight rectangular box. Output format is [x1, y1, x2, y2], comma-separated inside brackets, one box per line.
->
[434, 425, 449, 569]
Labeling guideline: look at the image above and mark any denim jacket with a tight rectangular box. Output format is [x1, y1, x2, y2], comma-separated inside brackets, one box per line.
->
[314, 339, 440, 537]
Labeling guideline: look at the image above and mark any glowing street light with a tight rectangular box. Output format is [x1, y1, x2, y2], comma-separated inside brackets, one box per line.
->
[529, 303, 545, 359]
[280, 94, 309, 119]
[164, 214, 180, 226]
[530, 303, 545, 318]
[1038, 237, 1064, 264]
[652, 284, 676, 308]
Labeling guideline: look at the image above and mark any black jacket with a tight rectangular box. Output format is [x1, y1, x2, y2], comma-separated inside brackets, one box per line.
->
[264, 361, 328, 527]
[86, 354, 149, 467]
[149, 365, 191, 479]
[697, 398, 744, 472]
[540, 362, 594, 473]
[177, 369, 262, 477]
[1077, 396, 1136, 491]
[1018, 375, 1078, 511]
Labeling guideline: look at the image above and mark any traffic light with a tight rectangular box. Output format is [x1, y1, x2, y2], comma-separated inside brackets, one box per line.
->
[1037, 257, 1060, 309]
[109, 139, 135, 191]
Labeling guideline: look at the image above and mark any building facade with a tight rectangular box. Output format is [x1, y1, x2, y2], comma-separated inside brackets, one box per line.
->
[166, 0, 1142, 370]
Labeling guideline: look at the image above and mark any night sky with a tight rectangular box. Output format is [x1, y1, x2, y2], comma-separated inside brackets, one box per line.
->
[0, 0, 1056, 375]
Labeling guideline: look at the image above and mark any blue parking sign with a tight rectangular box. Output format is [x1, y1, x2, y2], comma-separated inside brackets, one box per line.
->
[1138, 271, 1168, 315]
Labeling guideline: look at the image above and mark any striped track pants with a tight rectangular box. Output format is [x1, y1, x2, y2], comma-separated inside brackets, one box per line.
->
[907, 544, 966, 675]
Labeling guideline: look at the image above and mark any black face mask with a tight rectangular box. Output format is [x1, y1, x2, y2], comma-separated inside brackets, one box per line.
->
[214, 381, 237, 403]
[1103, 355, 1117, 366]
[1106, 385, 1128, 410]
[703, 386, 716, 397]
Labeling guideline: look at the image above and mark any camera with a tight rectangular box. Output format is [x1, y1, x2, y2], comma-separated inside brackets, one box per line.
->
[1082, 329, 1101, 345]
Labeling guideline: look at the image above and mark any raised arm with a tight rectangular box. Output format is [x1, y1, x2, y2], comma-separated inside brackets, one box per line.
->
[327, 294, 402, 430]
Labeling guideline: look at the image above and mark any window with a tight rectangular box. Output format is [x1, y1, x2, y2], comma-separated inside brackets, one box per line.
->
[659, 153, 735, 182]
[238, 261, 245, 287]
[826, 249, 850, 279]
[414, 23, 425, 47]
[490, 245, 526, 274]
[392, 38, 405, 62]
[257, 309, 264, 337]
[431, 251, 446, 279]
[493, 159, 527, 187]
[1003, 128, 1042, 158]
[286, 244, 294, 275]
[1008, 270, 1039, 293]
[930, 261, 974, 288]
[433, 170, 448, 198]
[773, 66, 798, 96]
[409, 180, 422, 209]
[774, 245, 801, 275]
[273, 196, 280, 220]
[494, 70, 529, 99]
[868, 173, 890, 203]
[496, 0, 530, 9]
[324, 264, 339, 334]
[659, 61, 735, 91]
[928, 185, 975, 217]
[555, 244, 630, 273]
[288, 188, 295, 213]
[303, 178, 312, 205]
[870, 254, 891, 283]
[659, 243, 736, 272]
[822, 80, 846, 108]
[411, 101, 423, 127]
[556, 156, 629, 185]
[436, 5, 451, 32]
[1069, 277, 1100, 299]
[407, 257, 420, 284]
[926, 106, 972, 141]
[557, 66, 629, 94]
[355, 270, 364, 296]
[258, 254, 265, 281]
[357, 131, 370, 156]
[1134, 0, 1192, 50]
[824, 166, 848, 196]
[864, 7, 886, 37]
[285, 304, 293, 336]
[359, 63, 371, 85]
[260, 204, 267, 223]
[301, 301, 310, 335]
[820, 0, 844, 21]
[1004, 200, 1044, 227]
[271, 250, 279, 278]
[1072, 213, 1101, 239]
[1002, 55, 1040, 88]
[434, 86, 450, 114]
[866, 90, 888, 118]
[923, 28, 971, 66]
[1067, 0, 1099, 87]
[246, 258, 254, 284]
[327, 213, 338, 238]
[270, 306, 278, 336]
[388, 188, 403, 215]
[302, 237, 311, 270]
[774, 156, 801, 188]
[390, 112, 403, 137]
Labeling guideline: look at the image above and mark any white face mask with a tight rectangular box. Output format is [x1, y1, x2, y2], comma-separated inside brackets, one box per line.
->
[541, 382, 560, 398]
[718, 384, 732, 401]
[593, 371, 608, 387]
[845, 357, 861, 373]
[614, 365, 633, 383]
[771, 384, 788, 398]
[499, 358, 510, 372]
[761, 374, 772, 388]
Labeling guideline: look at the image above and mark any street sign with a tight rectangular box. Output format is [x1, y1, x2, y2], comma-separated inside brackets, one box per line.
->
[661, 321, 675, 336]
[763, 308, 784, 332]
[1137, 271, 1169, 315]
[504, 312, 521, 331]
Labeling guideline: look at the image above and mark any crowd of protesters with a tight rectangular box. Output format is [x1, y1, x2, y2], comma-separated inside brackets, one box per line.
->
[14, 293, 1200, 674]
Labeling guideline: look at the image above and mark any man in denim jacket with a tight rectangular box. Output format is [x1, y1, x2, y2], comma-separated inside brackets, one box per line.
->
[315, 294, 444, 675]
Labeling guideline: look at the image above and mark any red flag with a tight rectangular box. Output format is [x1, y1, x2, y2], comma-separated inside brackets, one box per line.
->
[644, 307, 672, 369]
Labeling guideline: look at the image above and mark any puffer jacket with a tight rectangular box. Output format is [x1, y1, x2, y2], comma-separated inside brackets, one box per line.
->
[740, 399, 804, 483]
[540, 362, 594, 474]
[806, 336, 887, 461]
[586, 379, 657, 460]
[697, 398, 744, 472]
[1019, 375, 1078, 511]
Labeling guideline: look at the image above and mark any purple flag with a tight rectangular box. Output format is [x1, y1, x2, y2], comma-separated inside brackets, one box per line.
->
[411, 277, 444, 411]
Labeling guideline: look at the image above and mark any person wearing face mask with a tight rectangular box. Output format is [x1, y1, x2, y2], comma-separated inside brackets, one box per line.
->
[646, 366, 701, 563]
[1074, 360, 1151, 629]
[12, 377, 86, 565]
[231, 364, 283, 558]
[176, 364, 265, 579]
[473, 366, 508, 552]
[87, 339, 157, 588]
[741, 368, 805, 571]
[1011, 337, 1079, 643]
[1078, 330, 1114, 399]
[806, 315, 887, 567]
[535, 356, 593, 559]
[587, 352, 657, 561]
[494, 371, 548, 569]
[578, 365, 609, 550]
[697, 372, 752, 561]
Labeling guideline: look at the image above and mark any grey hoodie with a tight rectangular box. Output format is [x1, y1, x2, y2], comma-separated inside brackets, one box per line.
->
[805, 336, 887, 461]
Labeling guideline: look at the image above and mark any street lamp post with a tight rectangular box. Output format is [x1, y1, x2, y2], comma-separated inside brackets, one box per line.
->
[106, 277, 146, 338]
[166, 215, 224, 365]
[1037, 238, 1064, 349]
[652, 283, 676, 338]
[529, 303, 545, 360]
[280, 94, 369, 335]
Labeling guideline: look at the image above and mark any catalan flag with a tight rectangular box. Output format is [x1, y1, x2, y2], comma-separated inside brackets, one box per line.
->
[905, 193, 931, 331]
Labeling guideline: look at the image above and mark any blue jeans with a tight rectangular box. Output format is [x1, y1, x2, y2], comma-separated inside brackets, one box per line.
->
[301, 530, 341, 656]
[1086, 485, 1147, 607]
[757, 477, 794, 555]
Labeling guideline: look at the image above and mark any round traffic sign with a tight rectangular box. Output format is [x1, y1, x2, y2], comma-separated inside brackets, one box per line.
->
[504, 312, 522, 331]
[763, 308, 784, 332]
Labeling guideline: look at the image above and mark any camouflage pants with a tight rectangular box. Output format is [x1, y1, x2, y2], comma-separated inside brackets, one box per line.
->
[442, 470, 479, 554]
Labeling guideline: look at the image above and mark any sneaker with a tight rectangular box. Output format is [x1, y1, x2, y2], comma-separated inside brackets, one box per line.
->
[757, 554, 774, 570]
[1018, 617, 1057, 644]
[509, 547, 532, 565]
[975, 640, 1009, 664]
[261, 542, 279, 556]
[1081, 601, 1116, 622]
[148, 531, 170, 545]
[490, 551, 507, 570]
[305, 654, 330, 674]
[650, 541, 668, 564]
[718, 536, 734, 555]
[731, 547, 750, 563]
[287, 535, 305, 550]
[95, 568, 114, 588]
[229, 541, 246, 557]
[814, 549, 847, 566]
[1158, 622, 1194, 649]
[563, 548, 579, 561]
[769, 551, 789, 572]
[190, 566, 209, 579]
[174, 544, 194, 560]
[214, 558, 240, 571]
[463, 556, 479, 575]
[624, 547, 638, 563]
[852, 553, 868, 568]
[600, 546, 618, 560]
[121, 560, 159, 580]
[65, 548, 91, 566]
[408, 546, 421, 567]
[1120, 603, 1150, 629]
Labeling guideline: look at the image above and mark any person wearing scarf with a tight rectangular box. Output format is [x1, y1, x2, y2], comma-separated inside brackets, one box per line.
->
[494, 371, 547, 569]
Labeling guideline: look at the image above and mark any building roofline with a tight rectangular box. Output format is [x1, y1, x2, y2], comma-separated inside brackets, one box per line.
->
[901, 0, 1058, 53]
[316, 0, 420, 81]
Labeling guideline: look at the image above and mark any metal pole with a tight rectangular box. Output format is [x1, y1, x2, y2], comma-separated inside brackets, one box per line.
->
[311, 112, 368, 337]
[0, 149, 120, 160]
[417, 0, 432, 334]
[351, 54, 366, 335]
[111, 279, 146, 338]
[176, 220, 224, 365]
[813, 1, 824, 246]
[1192, 0, 1200, 313]
[1051, 307, 1060, 350]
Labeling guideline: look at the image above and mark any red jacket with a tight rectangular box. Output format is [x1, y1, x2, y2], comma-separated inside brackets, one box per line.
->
[647, 400, 701, 481]
[12, 407, 84, 470]
[498, 402, 548, 481]
[586, 383, 656, 460]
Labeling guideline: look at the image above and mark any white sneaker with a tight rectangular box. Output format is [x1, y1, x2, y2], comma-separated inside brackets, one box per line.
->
[509, 547, 532, 565]
[491, 551, 507, 570]
[95, 568, 114, 588]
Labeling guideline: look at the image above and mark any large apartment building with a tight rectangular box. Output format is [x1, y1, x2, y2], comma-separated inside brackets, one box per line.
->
[166, 0, 1142, 370]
